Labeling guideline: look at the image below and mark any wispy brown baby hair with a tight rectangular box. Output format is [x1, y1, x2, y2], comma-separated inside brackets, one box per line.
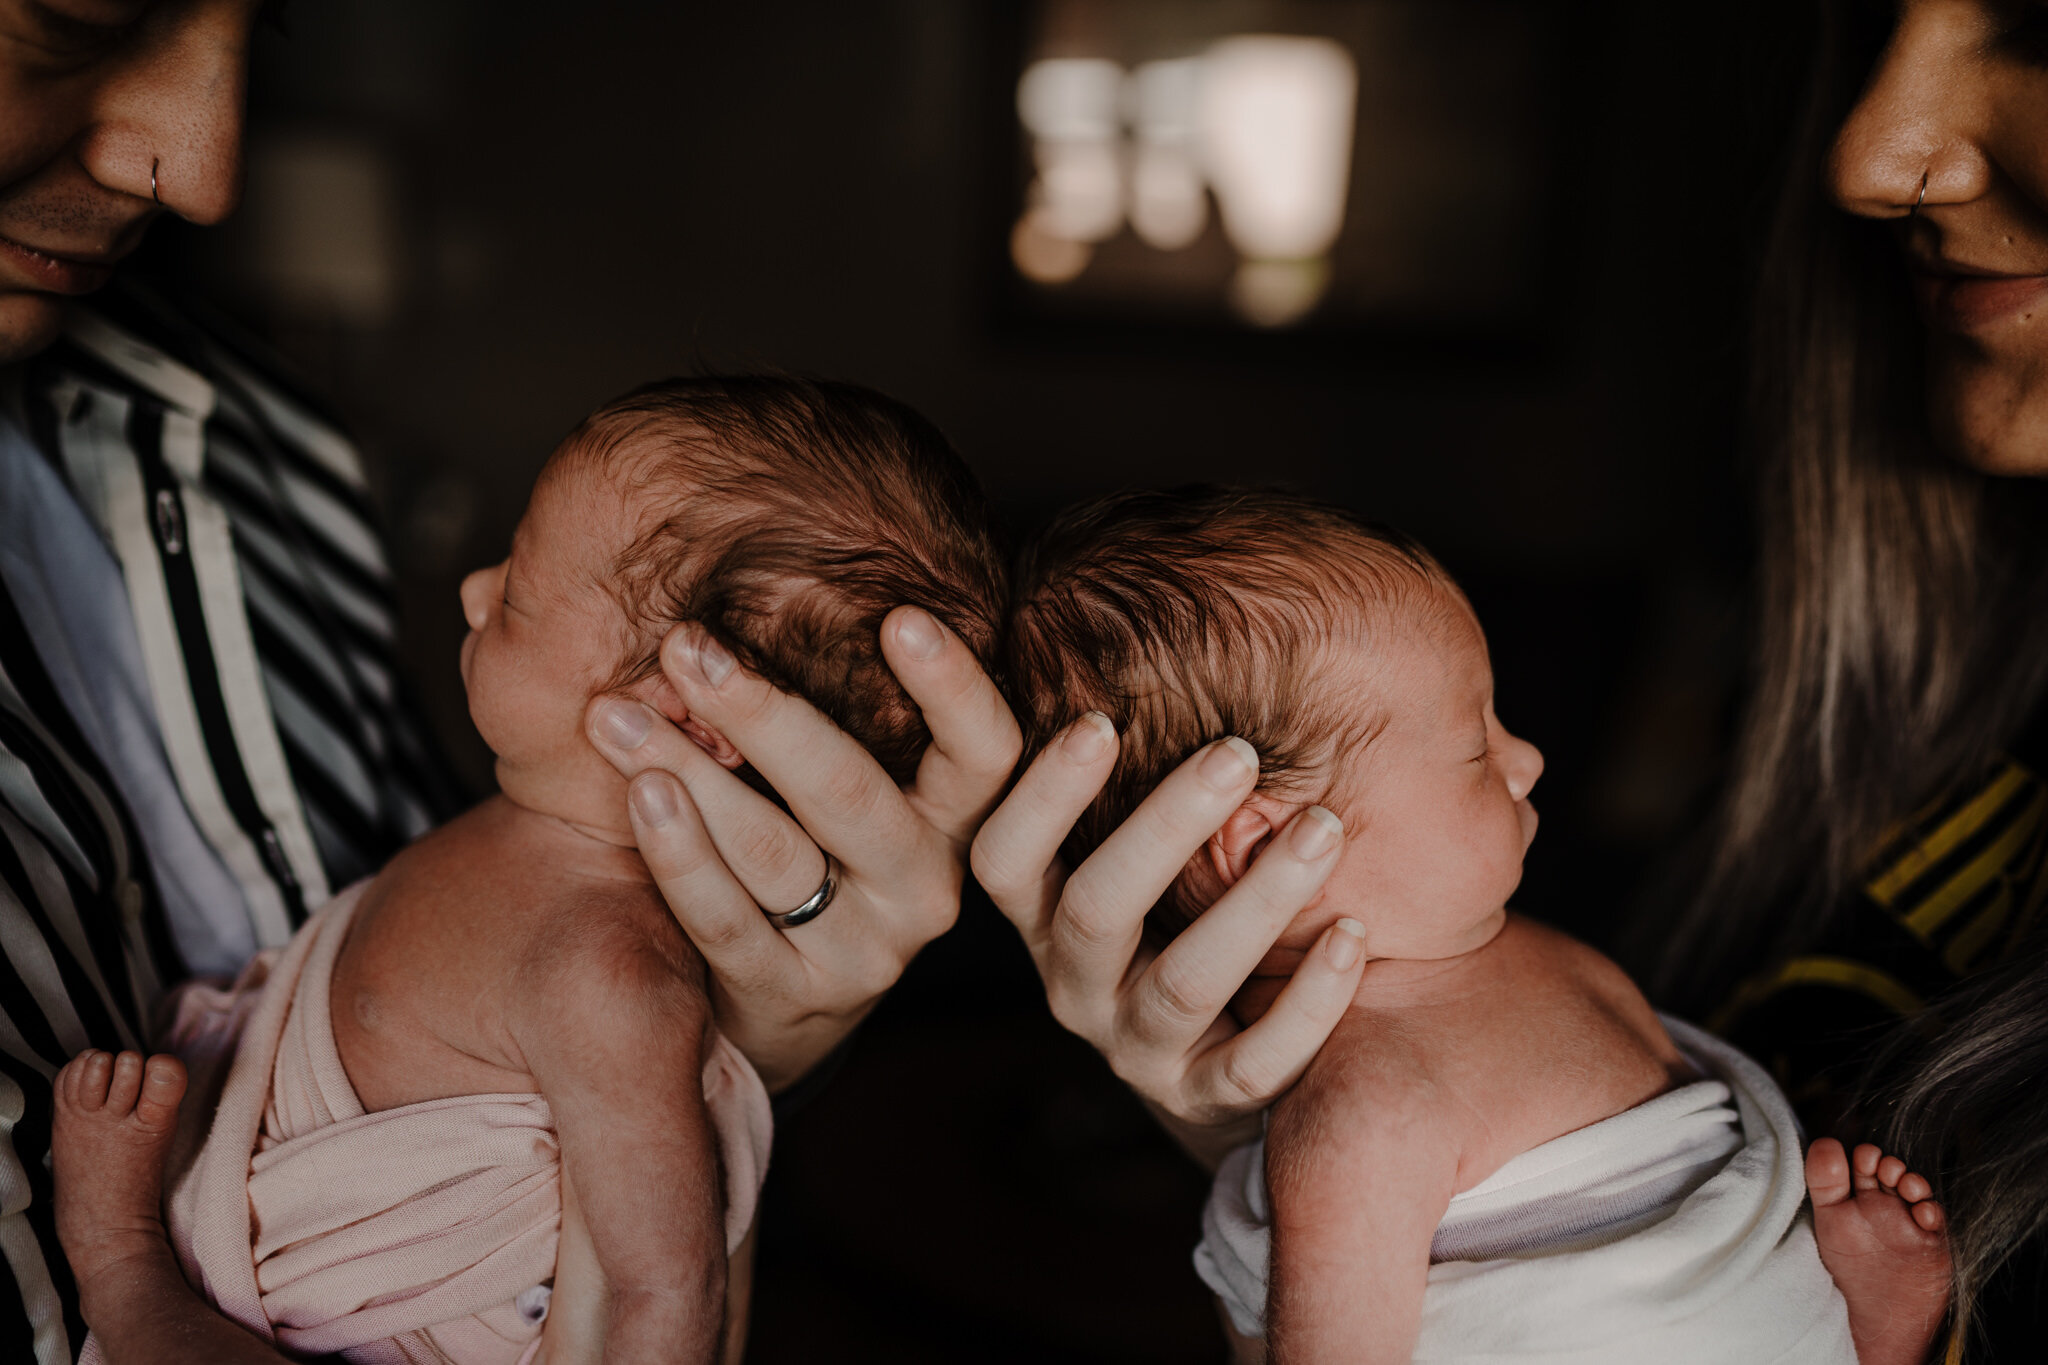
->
[562, 375, 1005, 784]
[1004, 486, 1450, 927]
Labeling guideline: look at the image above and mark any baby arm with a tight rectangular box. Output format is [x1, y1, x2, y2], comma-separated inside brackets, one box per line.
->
[1262, 1031, 1460, 1365]
[513, 912, 728, 1365]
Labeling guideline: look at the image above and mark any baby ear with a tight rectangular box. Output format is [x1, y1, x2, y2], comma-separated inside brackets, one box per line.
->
[1206, 802, 1282, 889]
[619, 675, 747, 771]
[678, 717, 745, 770]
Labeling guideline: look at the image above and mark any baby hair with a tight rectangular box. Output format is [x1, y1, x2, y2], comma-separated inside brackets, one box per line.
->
[566, 374, 1006, 784]
[1004, 486, 1451, 928]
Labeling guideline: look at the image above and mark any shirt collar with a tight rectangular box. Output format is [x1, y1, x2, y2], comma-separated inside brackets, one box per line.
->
[61, 306, 216, 422]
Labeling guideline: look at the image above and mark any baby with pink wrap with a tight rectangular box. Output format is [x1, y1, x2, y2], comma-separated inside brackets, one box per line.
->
[49, 377, 1008, 1364]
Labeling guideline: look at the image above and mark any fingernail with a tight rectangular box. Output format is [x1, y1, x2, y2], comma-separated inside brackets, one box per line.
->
[1064, 711, 1115, 761]
[895, 607, 945, 660]
[1199, 736, 1258, 790]
[595, 699, 651, 750]
[1326, 918, 1366, 970]
[1289, 806, 1342, 858]
[690, 633, 736, 687]
[631, 774, 679, 828]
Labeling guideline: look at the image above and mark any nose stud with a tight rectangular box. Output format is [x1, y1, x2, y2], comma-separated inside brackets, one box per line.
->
[151, 158, 161, 206]
[1908, 170, 1927, 219]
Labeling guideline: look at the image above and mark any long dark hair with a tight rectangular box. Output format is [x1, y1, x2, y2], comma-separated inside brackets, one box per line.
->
[1657, 0, 2048, 1343]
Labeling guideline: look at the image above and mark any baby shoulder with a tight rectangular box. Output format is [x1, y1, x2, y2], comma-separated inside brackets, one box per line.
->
[1268, 1029, 1457, 1188]
[510, 886, 710, 1037]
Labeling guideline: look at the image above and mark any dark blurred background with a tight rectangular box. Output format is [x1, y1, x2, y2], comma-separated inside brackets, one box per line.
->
[136, 1, 1813, 1358]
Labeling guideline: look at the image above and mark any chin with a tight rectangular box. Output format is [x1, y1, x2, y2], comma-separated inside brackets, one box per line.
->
[1927, 351, 2048, 477]
[0, 292, 64, 366]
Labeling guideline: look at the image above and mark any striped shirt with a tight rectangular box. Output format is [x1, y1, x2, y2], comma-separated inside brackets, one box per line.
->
[0, 280, 458, 1363]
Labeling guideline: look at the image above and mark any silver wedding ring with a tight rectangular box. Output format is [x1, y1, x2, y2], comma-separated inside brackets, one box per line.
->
[764, 858, 837, 930]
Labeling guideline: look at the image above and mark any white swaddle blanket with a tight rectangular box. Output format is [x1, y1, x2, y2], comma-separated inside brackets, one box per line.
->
[1194, 1016, 1855, 1363]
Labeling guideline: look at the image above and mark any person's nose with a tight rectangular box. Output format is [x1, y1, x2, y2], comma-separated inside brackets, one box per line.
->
[1501, 730, 1543, 803]
[1826, 0, 1991, 221]
[459, 562, 505, 634]
[80, 0, 252, 224]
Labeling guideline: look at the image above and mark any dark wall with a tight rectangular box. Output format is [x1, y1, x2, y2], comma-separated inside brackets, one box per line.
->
[144, 2, 1812, 1358]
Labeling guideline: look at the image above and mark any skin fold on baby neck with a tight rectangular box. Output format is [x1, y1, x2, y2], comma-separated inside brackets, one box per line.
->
[475, 792, 657, 891]
[1347, 912, 1513, 1004]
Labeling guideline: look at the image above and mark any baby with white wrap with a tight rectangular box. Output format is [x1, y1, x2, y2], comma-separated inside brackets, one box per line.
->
[1005, 487, 1951, 1364]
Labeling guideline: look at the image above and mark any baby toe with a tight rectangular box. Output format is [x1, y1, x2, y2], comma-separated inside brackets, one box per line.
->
[68, 1051, 114, 1111]
[134, 1055, 187, 1132]
[1806, 1138, 1852, 1206]
[104, 1051, 144, 1115]
[1897, 1170, 1932, 1204]
[1876, 1154, 1907, 1189]
[1914, 1200, 1947, 1235]
[1851, 1142, 1884, 1189]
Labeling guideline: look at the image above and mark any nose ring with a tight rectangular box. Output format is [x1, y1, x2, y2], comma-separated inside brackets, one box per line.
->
[1908, 170, 1928, 218]
[151, 158, 161, 205]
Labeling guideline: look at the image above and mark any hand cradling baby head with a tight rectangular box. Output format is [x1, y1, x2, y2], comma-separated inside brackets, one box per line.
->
[460, 376, 1007, 823]
[1004, 486, 1543, 966]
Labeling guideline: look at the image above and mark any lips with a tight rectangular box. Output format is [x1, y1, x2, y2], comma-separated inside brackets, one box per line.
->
[1910, 268, 2048, 335]
[0, 233, 116, 295]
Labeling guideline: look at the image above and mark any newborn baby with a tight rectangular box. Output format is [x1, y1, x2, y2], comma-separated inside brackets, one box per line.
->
[51, 376, 1006, 1365]
[1006, 488, 1950, 1365]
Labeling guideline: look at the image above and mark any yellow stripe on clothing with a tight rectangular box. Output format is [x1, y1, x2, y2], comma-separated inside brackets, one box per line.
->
[1899, 789, 2047, 943]
[1866, 764, 2031, 908]
[1941, 882, 2013, 975]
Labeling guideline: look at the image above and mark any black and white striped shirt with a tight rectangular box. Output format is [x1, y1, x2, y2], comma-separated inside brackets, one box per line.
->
[0, 280, 457, 1362]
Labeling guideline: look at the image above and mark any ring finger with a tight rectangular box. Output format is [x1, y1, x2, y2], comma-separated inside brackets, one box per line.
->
[672, 750, 833, 915]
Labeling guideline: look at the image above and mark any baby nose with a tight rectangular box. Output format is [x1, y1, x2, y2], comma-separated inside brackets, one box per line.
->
[1504, 733, 1544, 802]
[458, 563, 503, 633]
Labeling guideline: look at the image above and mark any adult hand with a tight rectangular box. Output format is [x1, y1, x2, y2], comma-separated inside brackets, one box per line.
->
[585, 606, 1019, 1093]
[971, 717, 1366, 1170]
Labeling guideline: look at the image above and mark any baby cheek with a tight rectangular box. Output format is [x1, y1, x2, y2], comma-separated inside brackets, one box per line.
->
[462, 641, 522, 754]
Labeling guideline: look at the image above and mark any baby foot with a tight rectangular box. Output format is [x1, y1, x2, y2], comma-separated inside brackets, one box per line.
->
[52, 1050, 187, 1303]
[1806, 1137, 1952, 1365]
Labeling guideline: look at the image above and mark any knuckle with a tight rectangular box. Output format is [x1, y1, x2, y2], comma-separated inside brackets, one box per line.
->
[975, 723, 1024, 777]
[1213, 1047, 1267, 1108]
[694, 911, 757, 957]
[1052, 885, 1121, 955]
[962, 843, 1024, 908]
[652, 829, 717, 879]
[1045, 981, 1111, 1046]
[1042, 980, 1079, 1026]
[857, 954, 902, 997]
[968, 840, 1015, 897]
[737, 820, 803, 874]
[817, 758, 882, 822]
[917, 886, 962, 935]
[1103, 1046, 1149, 1090]
[1143, 959, 1208, 1031]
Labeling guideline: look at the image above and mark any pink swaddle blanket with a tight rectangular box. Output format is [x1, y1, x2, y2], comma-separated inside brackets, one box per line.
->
[145, 882, 771, 1364]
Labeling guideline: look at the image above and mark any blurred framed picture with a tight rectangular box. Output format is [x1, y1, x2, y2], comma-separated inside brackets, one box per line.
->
[985, 0, 1570, 350]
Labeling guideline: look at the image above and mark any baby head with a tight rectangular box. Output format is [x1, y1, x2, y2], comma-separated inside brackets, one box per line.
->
[460, 375, 1006, 832]
[1005, 487, 1542, 970]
